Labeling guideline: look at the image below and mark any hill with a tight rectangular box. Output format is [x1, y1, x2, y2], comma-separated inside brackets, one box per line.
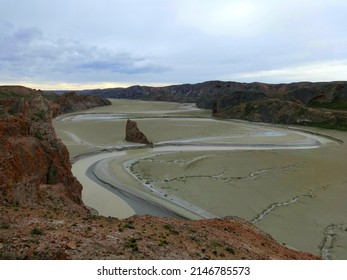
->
[84, 81, 347, 130]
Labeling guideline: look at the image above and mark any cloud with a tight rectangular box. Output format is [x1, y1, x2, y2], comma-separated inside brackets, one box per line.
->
[0, 24, 168, 84]
[173, 0, 258, 36]
[232, 60, 347, 83]
[1, 1, 347, 88]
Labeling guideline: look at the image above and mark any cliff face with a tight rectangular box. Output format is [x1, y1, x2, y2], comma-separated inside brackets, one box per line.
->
[55, 91, 111, 115]
[0, 97, 85, 209]
[84, 81, 347, 109]
[82, 81, 347, 129]
[125, 119, 153, 145]
[213, 98, 347, 130]
[0, 87, 111, 210]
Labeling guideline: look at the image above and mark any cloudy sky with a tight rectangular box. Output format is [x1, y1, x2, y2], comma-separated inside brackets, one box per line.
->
[1, 0, 346, 89]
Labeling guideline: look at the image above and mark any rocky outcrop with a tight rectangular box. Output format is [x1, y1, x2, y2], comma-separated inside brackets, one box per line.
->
[212, 91, 267, 115]
[0, 85, 42, 100]
[125, 119, 153, 145]
[76, 81, 347, 129]
[0, 87, 111, 209]
[212, 98, 347, 130]
[1, 86, 112, 116]
[54, 91, 111, 115]
[84, 80, 347, 109]
[0, 213, 318, 260]
[0, 97, 87, 211]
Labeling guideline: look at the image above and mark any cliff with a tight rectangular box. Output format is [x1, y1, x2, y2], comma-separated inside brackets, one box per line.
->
[54, 91, 111, 115]
[84, 80, 347, 110]
[125, 119, 153, 145]
[0, 86, 112, 116]
[0, 86, 318, 260]
[0, 97, 87, 209]
[213, 97, 347, 130]
[81, 81, 347, 130]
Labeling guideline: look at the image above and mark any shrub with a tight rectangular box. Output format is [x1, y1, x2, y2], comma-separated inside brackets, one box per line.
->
[31, 227, 43, 236]
[225, 246, 235, 255]
[1, 223, 10, 229]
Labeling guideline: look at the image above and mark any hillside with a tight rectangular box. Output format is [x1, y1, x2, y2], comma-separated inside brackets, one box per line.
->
[0, 86, 318, 259]
[83, 81, 347, 130]
[83, 80, 347, 108]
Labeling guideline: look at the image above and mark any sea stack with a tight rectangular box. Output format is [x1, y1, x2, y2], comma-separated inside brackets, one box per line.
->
[125, 119, 153, 146]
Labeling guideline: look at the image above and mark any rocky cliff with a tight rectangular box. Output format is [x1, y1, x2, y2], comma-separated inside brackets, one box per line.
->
[82, 81, 347, 130]
[54, 91, 111, 115]
[125, 119, 153, 145]
[84, 80, 347, 109]
[0, 86, 112, 116]
[0, 86, 318, 260]
[213, 97, 347, 130]
[0, 97, 87, 209]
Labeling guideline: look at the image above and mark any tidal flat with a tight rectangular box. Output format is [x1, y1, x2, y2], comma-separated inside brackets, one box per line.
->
[53, 99, 347, 259]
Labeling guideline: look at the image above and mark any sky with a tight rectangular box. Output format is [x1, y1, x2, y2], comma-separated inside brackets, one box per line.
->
[0, 0, 347, 90]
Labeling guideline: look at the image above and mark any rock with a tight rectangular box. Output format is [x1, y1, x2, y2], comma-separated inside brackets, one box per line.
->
[66, 241, 77, 250]
[125, 119, 153, 146]
[54, 91, 111, 116]
[212, 91, 266, 116]
[81, 81, 347, 110]
[0, 97, 88, 212]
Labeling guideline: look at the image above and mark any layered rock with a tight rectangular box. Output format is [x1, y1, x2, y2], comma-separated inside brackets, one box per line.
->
[125, 119, 153, 145]
[212, 91, 267, 115]
[213, 98, 347, 130]
[0, 97, 86, 210]
[81, 81, 347, 130]
[54, 91, 111, 115]
[84, 80, 347, 110]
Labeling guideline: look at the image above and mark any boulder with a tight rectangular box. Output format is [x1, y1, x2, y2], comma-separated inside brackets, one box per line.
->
[125, 119, 153, 145]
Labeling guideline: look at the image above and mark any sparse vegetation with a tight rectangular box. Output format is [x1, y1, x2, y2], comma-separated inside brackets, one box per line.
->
[124, 237, 139, 252]
[304, 120, 347, 131]
[163, 224, 179, 235]
[1, 223, 10, 229]
[309, 100, 347, 111]
[119, 221, 135, 232]
[30, 227, 43, 236]
[225, 246, 235, 255]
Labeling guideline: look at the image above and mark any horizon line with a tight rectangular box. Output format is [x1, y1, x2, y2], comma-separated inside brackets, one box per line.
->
[1, 79, 347, 91]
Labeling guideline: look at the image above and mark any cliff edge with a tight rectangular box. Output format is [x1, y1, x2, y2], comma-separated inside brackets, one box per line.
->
[125, 119, 153, 145]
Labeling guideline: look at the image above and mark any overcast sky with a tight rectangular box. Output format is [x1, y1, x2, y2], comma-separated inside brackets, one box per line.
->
[1, 0, 346, 89]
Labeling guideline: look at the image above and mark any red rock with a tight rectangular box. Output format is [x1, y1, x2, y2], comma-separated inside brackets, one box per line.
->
[125, 119, 153, 145]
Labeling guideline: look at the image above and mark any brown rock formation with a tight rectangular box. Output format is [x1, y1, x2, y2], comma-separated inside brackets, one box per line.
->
[125, 119, 153, 145]
[54, 91, 111, 115]
[0, 97, 86, 210]
[0, 213, 318, 260]
[82, 80, 347, 109]
[213, 98, 347, 130]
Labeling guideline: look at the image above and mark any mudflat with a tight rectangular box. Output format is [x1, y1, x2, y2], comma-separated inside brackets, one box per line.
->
[53, 99, 347, 259]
